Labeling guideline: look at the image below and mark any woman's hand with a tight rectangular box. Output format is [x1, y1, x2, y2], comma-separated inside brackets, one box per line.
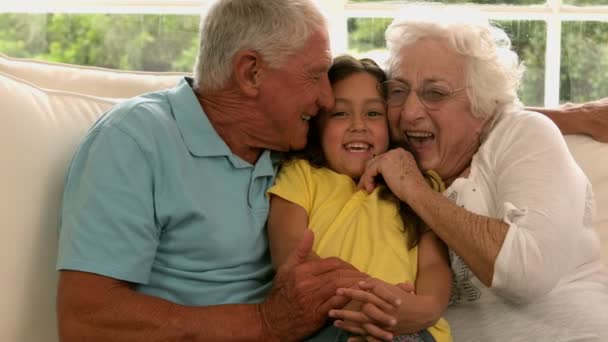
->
[358, 148, 427, 203]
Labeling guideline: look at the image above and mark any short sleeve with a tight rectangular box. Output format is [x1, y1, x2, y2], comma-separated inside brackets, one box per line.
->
[57, 124, 159, 284]
[267, 159, 313, 213]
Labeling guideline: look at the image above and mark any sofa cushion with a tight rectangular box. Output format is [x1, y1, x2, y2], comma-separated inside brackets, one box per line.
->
[565, 135, 608, 264]
[0, 52, 186, 98]
[0, 71, 118, 342]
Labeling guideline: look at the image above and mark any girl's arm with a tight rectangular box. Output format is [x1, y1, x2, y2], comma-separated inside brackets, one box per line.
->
[330, 233, 452, 338]
[400, 231, 452, 330]
[267, 194, 318, 269]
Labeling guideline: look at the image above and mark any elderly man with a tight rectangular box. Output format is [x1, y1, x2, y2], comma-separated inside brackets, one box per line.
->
[56, 0, 367, 341]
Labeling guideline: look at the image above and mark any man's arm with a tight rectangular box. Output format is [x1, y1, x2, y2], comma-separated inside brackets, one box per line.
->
[58, 230, 367, 342]
[527, 97, 608, 143]
[57, 271, 268, 342]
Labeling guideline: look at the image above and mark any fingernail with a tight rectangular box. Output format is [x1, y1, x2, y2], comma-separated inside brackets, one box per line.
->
[389, 319, 396, 326]
[394, 298, 401, 306]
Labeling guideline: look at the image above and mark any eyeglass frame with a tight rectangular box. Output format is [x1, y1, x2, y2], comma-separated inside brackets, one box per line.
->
[379, 79, 467, 111]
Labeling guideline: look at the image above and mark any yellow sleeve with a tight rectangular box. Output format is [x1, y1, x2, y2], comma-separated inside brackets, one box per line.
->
[267, 159, 314, 213]
[424, 169, 446, 193]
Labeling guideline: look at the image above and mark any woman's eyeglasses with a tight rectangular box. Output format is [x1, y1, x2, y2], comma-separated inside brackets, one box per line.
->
[380, 80, 466, 111]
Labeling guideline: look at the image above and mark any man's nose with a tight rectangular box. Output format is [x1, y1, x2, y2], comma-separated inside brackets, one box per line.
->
[317, 75, 335, 111]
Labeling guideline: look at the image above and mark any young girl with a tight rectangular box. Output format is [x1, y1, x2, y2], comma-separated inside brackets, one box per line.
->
[267, 56, 453, 342]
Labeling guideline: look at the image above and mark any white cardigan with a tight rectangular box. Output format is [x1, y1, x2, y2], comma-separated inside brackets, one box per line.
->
[443, 109, 608, 341]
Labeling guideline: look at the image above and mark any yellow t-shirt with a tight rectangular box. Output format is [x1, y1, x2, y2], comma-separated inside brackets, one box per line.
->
[268, 159, 451, 342]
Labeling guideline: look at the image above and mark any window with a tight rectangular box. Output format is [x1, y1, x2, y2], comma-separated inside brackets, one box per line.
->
[1, 0, 607, 105]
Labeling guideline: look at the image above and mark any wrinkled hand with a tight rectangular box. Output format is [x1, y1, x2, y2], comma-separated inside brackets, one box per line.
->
[259, 230, 367, 341]
[358, 148, 426, 203]
[330, 279, 414, 341]
[563, 98, 608, 143]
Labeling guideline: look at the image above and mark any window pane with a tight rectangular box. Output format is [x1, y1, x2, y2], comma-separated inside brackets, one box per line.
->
[347, 17, 391, 53]
[562, 0, 608, 5]
[0, 13, 199, 72]
[498, 20, 546, 106]
[347, 18, 547, 106]
[561, 21, 608, 103]
[347, 0, 544, 4]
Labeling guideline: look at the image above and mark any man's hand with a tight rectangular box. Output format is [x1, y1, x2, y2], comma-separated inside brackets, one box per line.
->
[571, 99, 608, 143]
[259, 229, 367, 341]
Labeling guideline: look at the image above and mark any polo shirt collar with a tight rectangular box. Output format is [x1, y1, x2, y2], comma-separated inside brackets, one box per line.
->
[168, 77, 231, 158]
[168, 77, 279, 175]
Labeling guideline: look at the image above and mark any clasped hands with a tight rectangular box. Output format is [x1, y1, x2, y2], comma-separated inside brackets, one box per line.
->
[330, 278, 417, 342]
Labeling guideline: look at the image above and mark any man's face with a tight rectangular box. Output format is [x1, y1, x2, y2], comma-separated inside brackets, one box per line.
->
[257, 29, 335, 151]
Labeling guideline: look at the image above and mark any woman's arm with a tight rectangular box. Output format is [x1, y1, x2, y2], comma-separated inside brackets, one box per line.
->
[528, 97, 608, 143]
[357, 148, 508, 287]
[267, 194, 317, 269]
[359, 114, 589, 301]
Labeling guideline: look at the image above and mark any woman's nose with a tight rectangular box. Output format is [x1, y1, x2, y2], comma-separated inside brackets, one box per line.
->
[400, 92, 427, 123]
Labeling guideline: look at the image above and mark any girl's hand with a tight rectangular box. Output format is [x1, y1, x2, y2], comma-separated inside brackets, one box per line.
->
[330, 278, 408, 341]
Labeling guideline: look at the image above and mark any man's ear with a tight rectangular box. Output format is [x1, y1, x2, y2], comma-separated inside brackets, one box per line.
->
[233, 49, 265, 97]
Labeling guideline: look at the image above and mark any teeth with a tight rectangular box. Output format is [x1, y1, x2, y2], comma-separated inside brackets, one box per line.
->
[345, 142, 370, 152]
[406, 131, 433, 138]
[301, 115, 311, 121]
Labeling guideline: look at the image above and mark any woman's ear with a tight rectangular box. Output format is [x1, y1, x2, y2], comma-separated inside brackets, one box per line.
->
[232, 49, 264, 97]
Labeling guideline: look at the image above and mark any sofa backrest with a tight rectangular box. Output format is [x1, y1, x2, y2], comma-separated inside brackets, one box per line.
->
[0, 52, 187, 99]
[0, 54, 606, 342]
[0, 55, 183, 342]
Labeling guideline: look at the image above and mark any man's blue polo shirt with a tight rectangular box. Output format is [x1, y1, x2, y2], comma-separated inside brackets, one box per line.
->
[57, 77, 277, 305]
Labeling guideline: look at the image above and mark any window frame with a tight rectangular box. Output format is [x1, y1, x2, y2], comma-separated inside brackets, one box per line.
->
[2, 0, 607, 106]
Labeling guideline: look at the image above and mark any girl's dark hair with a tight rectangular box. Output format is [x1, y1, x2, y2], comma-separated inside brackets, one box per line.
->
[287, 54, 427, 249]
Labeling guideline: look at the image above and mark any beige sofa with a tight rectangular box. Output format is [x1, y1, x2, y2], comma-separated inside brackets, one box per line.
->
[1, 53, 607, 342]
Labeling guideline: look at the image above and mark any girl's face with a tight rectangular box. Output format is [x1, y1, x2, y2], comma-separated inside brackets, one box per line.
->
[318, 72, 390, 179]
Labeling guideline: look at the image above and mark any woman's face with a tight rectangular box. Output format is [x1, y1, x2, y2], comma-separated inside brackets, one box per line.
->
[318, 72, 390, 179]
[387, 38, 486, 184]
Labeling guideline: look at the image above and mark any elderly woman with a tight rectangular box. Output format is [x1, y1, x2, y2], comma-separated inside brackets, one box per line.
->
[332, 5, 608, 342]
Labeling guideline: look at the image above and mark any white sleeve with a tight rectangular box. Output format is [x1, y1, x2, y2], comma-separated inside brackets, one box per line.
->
[490, 112, 592, 303]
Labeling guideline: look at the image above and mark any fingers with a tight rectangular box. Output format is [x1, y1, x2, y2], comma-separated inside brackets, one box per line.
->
[335, 320, 368, 336]
[329, 303, 396, 330]
[329, 307, 372, 324]
[337, 319, 394, 342]
[358, 156, 380, 192]
[395, 282, 415, 293]
[336, 288, 398, 312]
[317, 293, 350, 315]
[361, 322, 394, 341]
[359, 302, 397, 328]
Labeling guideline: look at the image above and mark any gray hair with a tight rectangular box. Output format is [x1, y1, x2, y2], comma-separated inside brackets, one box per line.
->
[385, 4, 525, 119]
[193, 0, 327, 92]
